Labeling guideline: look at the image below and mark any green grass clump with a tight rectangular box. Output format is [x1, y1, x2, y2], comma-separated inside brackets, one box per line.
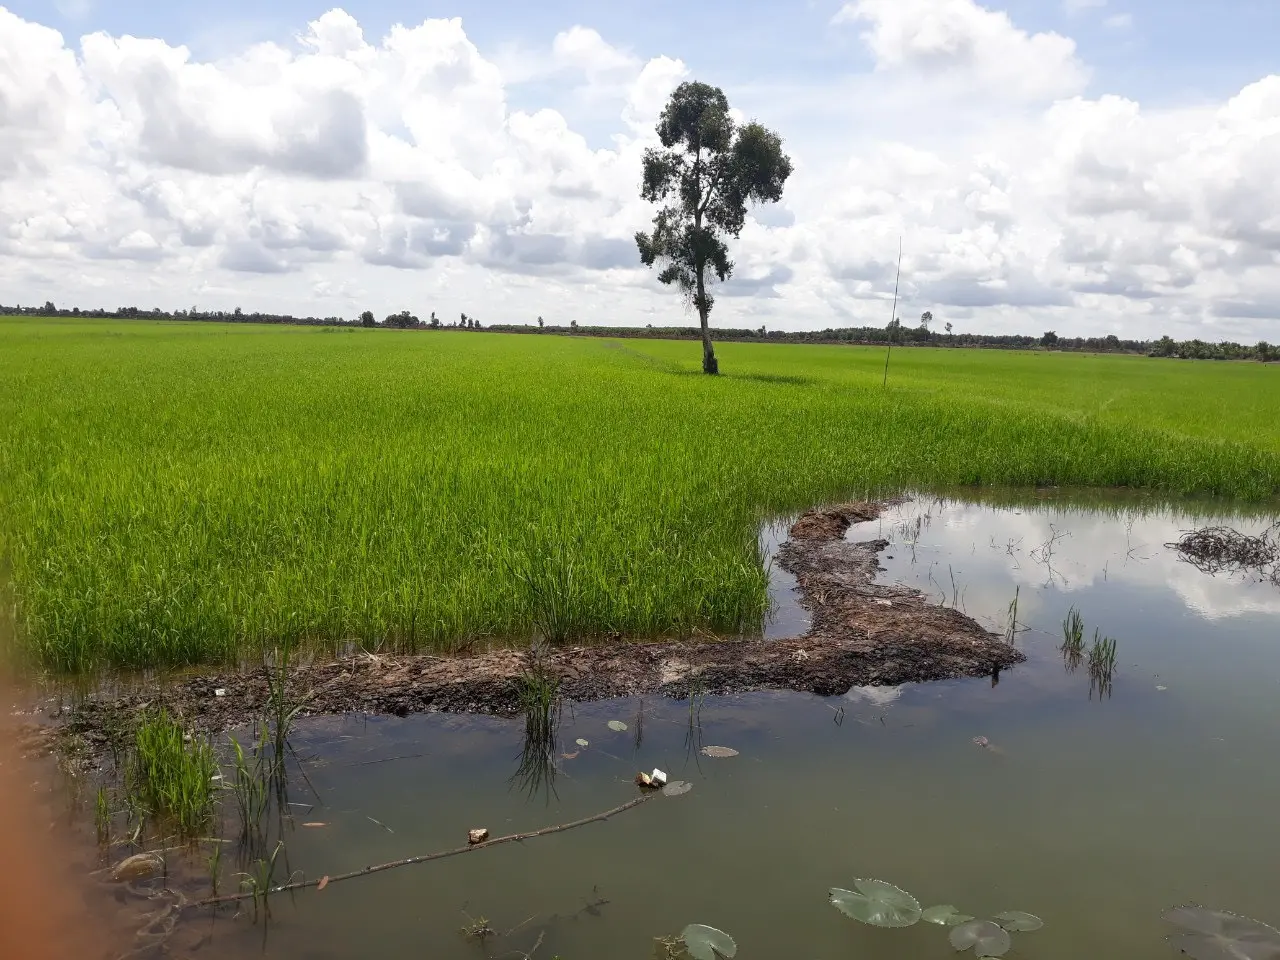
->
[128, 708, 217, 837]
[0, 317, 1278, 671]
[1061, 607, 1085, 660]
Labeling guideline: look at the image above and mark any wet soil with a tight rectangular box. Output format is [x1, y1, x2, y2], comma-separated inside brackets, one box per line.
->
[53, 500, 1024, 748]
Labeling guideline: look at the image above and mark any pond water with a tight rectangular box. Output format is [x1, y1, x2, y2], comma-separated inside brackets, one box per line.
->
[69, 494, 1280, 959]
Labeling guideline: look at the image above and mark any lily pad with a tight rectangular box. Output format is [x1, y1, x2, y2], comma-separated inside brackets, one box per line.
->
[995, 911, 1043, 932]
[830, 879, 922, 928]
[575, 738, 589, 747]
[680, 923, 737, 960]
[925, 905, 973, 926]
[607, 720, 628, 732]
[950, 920, 1012, 956]
[700, 745, 739, 758]
[663, 780, 693, 797]
[1163, 906, 1280, 960]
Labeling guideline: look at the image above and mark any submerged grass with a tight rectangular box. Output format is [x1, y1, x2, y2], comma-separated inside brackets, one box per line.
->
[1, 318, 1279, 671]
[1088, 629, 1119, 700]
[1061, 607, 1086, 664]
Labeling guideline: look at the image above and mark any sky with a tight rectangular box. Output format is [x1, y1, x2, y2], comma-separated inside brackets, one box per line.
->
[2, 0, 1280, 339]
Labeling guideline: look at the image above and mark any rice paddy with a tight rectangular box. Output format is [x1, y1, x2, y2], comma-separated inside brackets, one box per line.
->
[1, 316, 1277, 672]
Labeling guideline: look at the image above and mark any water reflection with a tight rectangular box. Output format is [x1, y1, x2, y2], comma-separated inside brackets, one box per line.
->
[856, 496, 1280, 628]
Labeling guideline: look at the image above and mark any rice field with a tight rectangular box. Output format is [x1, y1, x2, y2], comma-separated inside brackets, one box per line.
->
[1, 316, 1277, 672]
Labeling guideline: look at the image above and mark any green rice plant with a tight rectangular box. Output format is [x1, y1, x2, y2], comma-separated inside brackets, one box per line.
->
[236, 840, 287, 922]
[1003, 587, 1021, 644]
[207, 837, 224, 897]
[1087, 629, 1119, 699]
[1061, 606, 1085, 668]
[1, 319, 1278, 673]
[128, 708, 217, 838]
[94, 785, 111, 846]
[223, 648, 306, 859]
[1088, 629, 1118, 674]
[1088, 630, 1118, 675]
[263, 645, 305, 775]
[504, 525, 591, 646]
[227, 731, 271, 856]
[510, 661, 562, 802]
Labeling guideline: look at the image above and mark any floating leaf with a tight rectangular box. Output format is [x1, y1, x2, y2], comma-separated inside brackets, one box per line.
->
[1162, 906, 1280, 960]
[316, 876, 330, 891]
[561, 751, 579, 760]
[700, 746, 739, 758]
[950, 920, 1011, 956]
[830, 879, 922, 927]
[995, 911, 1043, 932]
[663, 780, 693, 797]
[925, 905, 968, 925]
[607, 720, 628, 732]
[680, 923, 737, 960]
[302, 822, 327, 828]
[576, 738, 589, 747]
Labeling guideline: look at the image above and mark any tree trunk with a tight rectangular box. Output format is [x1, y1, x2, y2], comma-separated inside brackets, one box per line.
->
[695, 262, 718, 375]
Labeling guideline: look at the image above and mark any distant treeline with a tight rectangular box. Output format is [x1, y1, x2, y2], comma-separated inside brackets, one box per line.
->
[4, 301, 1276, 361]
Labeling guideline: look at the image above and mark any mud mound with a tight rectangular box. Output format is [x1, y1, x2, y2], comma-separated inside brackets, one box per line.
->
[787, 501, 883, 541]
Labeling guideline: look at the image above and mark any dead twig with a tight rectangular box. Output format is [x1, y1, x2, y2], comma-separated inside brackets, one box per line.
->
[1167, 523, 1280, 579]
[189, 793, 656, 909]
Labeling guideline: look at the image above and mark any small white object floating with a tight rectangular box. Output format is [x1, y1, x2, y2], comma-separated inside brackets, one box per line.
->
[650, 768, 668, 786]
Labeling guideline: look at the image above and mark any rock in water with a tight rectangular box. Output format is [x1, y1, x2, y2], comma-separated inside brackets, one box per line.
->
[111, 852, 163, 882]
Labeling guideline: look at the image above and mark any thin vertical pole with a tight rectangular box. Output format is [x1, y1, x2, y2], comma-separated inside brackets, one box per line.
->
[882, 237, 903, 388]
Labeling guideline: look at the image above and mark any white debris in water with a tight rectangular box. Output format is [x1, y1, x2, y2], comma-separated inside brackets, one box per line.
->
[844, 684, 907, 705]
[650, 768, 668, 786]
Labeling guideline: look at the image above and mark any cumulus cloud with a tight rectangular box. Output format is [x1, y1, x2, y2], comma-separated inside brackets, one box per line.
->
[833, 0, 1089, 102]
[0, 3, 1278, 338]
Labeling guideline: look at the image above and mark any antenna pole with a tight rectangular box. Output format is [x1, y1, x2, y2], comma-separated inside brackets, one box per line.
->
[882, 237, 903, 389]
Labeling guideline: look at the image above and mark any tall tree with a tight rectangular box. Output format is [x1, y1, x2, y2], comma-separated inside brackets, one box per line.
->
[635, 82, 792, 374]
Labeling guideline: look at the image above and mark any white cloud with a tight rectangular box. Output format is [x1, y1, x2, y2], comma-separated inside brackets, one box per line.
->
[0, 3, 1279, 339]
[1104, 13, 1134, 29]
[551, 26, 637, 79]
[833, 0, 1089, 102]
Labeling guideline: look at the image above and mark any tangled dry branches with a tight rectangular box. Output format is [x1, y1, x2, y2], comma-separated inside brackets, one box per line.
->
[1166, 523, 1280, 582]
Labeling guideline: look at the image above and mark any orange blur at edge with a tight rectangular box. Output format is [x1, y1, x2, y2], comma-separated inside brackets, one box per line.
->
[0, 671, 105, 960]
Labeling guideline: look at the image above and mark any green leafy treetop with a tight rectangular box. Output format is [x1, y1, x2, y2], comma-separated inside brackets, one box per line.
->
[635, 81, 793, 374]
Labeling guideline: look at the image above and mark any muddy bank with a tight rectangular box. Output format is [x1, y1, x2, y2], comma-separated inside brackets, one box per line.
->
[56, 500, 1023, 745]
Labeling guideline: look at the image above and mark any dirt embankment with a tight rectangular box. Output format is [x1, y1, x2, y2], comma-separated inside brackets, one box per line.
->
[57, 500, 1024, 743]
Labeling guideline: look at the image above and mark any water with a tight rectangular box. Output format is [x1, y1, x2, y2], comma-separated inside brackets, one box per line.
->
[82, 495, 1280, 958]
